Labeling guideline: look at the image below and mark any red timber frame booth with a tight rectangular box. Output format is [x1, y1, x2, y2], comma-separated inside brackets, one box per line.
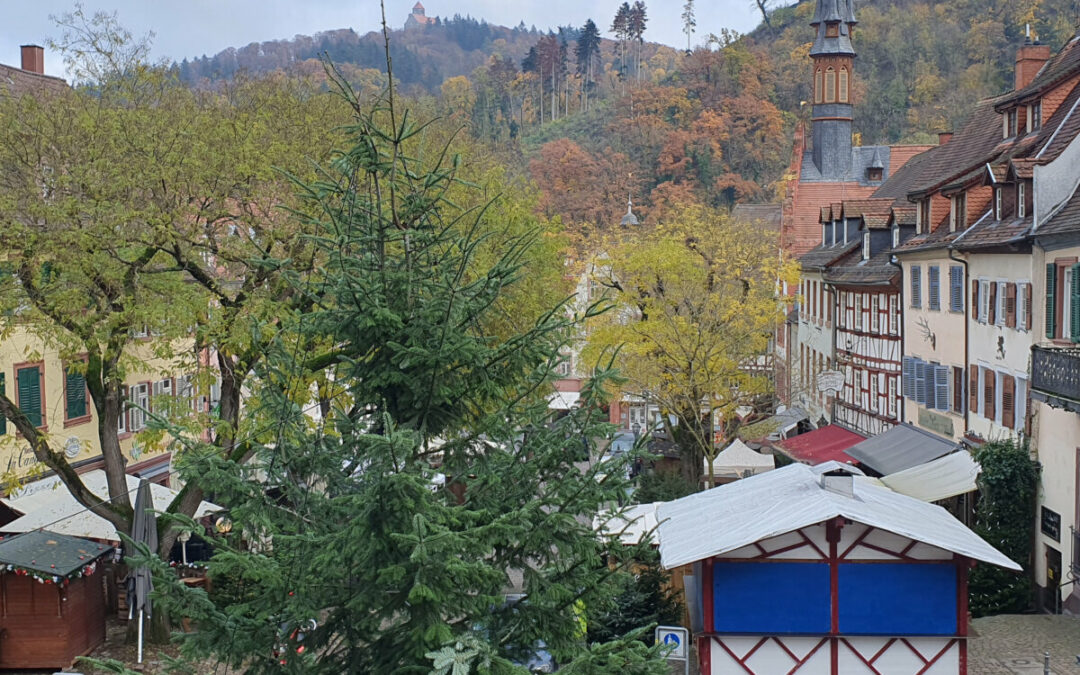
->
[0, 530, 113, 669]
[656, 462, 1020, 675]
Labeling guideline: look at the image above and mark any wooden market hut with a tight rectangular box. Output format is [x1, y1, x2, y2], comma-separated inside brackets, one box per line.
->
[0, 530, 113, 669]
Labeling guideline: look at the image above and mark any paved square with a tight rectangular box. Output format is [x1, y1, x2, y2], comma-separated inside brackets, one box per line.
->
[971, 615, 1080, 674]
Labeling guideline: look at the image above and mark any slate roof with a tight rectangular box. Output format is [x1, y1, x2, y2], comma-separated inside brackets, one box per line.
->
[799, 239, 860, 271]
[997, 35, 1080, 108]
[890, 205, 917, 226]
[907, 97, 1011, 197]
[953, 213, 1032, 251]
[801, 145, 900, 184]
[731, 203, 781, 230]
[0, 63, 66, 96]
[0, 530, 112, 578]
[845, 423, 961, 476]
[891, 225, 964, 254]
[824, 249, 898, 286]
[1036, 184, 1080, 236]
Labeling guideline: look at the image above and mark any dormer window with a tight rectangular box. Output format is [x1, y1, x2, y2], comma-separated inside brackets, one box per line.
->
[826, 22, 839, 38]
[862, 232, 870, 260]
[867, 166, 883, 181]
[950, 193, 966, 233]
[892, 226, 900, 248]
[1031, 100, 1042, 131]
[822, 222, 827, 245]
[917, 199, 931, 234]
[1007, 109, 1019, 138]
[1018, 182, 1027, 218]
[994, 187, 1002, 221]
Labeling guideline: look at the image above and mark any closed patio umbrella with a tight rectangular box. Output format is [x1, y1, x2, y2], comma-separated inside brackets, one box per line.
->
[127, 479, 157, 664]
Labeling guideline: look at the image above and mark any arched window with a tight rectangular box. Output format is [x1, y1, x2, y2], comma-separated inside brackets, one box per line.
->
[825, 67, 836, 103]
[815, 69, 823, 104]
[839, 67, 849, 103]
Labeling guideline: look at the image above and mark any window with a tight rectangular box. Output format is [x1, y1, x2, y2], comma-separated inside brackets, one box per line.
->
[1065, 268, 1075, 339]
[153, 378, 173, 414]
[949, 265, 964, 312]
[839, 67, 849, 103]
[888, 378, 898, 418]
[826, 22, 839, 38]
[911, 265, 922, 308]
[919, 199, 931, 234]
[994, 371, 1004, 424]
[862, 232, 870, 260]
[892, 226, 900, 248]
[129, 383, 149, 432]
[1032, 101, 1042, 131]
[16, 364, 44, 429]
[117, 385, 128, 434]
[996, 281, 1008, 327]
[825, 68, 836, 103]
[64, 364, 89, 424]
[871, 294, 880, 333]
[1018, 182, 1027, 218]
[928, 266, 941, 310]
[1018, 282, 1030, 331]
[976, 367, 986, 417]
[952, 366, 965, 414]
[815, 69, 823, 103]
[1008, 109, 1019, 137]
[995, 188, 1002, 221]
[1015, 377, 1028, 432]
[855, 293, 863, 330]
[950, 193, 966, 232]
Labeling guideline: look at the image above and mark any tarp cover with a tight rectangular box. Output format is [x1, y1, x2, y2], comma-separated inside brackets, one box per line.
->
[547, 391, 580, 410]
[706, 439, 776, 478]
[879, 451, 980, 502]
[0, 530, 112, 578]
[656, 461, 1020, 571]
[845, 423, 960, 475]
[775, 425, 865, 465]
[1, 471, 221, 542]
[595, 502, 660, 545]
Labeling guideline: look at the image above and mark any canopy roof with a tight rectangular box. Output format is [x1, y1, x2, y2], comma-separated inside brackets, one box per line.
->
[595, 502, 660, 546]
[774, 425, 864, 465]
[845, 423, 960, 475]
[706, 439, 775, 478]
[0, 530, 112, 579]
[2, 471, 221, 542]
[878, 451, 980, 503]
[547, 391, 580, 410]
[656, 461, 1020, 571]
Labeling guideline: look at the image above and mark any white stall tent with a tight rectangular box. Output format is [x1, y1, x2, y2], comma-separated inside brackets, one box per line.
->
[704, 439, 775, 479]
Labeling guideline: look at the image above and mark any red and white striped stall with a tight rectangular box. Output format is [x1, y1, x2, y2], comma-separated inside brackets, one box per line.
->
[657, 462, 1020, 675]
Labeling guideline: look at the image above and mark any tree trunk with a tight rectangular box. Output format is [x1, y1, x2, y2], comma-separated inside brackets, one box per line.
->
[672, 409, 705, 488]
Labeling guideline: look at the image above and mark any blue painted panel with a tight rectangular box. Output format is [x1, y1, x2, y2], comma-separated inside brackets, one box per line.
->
[838, 563, 957, 635]
[713, 562, 831, 634]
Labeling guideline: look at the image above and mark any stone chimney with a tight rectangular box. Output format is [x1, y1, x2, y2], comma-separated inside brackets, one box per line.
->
[1015, 37, 1050, 91]
[20, 45, 44, 75]
[938, 131, 953, 145]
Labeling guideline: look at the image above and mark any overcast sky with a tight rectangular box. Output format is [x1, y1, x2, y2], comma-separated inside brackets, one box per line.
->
[0, 0, 768, 79]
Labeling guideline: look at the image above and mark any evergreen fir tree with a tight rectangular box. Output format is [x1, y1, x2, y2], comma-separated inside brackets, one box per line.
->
[143, 62, 669, 674]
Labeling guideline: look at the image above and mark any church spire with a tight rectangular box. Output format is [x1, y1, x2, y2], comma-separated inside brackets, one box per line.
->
[621, 193, 639, 227]
[809, 0, 857, 179]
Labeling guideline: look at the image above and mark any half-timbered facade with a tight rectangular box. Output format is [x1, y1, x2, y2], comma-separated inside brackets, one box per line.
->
[657, 462, 1020, 675]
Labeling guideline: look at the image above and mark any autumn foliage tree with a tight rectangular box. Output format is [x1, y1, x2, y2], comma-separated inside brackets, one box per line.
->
[584, 206, 798, 487]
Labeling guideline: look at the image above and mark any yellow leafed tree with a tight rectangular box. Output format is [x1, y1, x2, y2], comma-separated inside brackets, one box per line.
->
[584, 205, 798, 488]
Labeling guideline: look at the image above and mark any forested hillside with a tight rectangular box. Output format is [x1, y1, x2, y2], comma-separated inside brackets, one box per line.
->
[173, 0, 1080, 238]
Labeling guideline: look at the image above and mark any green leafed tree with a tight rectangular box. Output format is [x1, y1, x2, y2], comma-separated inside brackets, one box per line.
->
[144, 53, 670, 673]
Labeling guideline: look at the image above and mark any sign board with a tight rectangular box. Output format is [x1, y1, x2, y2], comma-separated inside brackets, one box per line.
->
[655, 625, 689, 660]
[1042, 506, 1061, 542]
[816, 370, 845, 393]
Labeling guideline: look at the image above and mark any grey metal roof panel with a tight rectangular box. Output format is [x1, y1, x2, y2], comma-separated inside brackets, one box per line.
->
[845, 423, 961, 475]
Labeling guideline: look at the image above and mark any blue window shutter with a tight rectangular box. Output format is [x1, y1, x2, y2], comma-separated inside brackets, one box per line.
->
[934, 365, 950, 411]
[928, 266, 940, 310]
[911, 266, 922, 308]
[949, 266, 964, 312]
[902, 357, 915, 399]
[17, 367, 42, 428]
[915, 360, 928, 405]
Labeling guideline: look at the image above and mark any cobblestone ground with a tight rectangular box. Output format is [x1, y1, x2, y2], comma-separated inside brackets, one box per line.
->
[971, 615, 1080, 674]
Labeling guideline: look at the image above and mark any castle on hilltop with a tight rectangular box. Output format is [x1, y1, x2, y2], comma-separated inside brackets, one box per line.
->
[405, 2, 435, 29]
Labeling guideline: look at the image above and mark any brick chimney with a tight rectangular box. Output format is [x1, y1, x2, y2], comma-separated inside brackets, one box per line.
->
[1016, 38, 1051, 91]
[938, 131, 953, 145]
[20, 45, 44, 75]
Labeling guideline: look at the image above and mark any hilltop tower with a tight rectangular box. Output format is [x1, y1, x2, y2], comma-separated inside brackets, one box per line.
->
[405, 2, 434, 29]
[810, 0, 857, 179]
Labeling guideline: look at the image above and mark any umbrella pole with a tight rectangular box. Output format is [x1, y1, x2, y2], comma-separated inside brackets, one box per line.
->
[138, 609, 144, 664]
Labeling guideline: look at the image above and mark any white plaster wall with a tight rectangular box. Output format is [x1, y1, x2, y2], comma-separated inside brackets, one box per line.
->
[1031, 401, 1079, 603]
[901, 254, 968, 441]
[966, 253, 1038, 442]
[794, 270, 835, 423]
[710, 637, 830, 675]
[1035, 113, 1080, 228]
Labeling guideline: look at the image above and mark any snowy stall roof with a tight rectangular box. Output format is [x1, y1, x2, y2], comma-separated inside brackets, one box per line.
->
[1, 471, 222, 542]
[705, 439, 775, 478]
[656, 461, 1019, 571]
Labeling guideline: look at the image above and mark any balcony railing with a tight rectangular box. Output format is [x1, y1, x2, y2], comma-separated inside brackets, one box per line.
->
[1032, 345, 1080, 405]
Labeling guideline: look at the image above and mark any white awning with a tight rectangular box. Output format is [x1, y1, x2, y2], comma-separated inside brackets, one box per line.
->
[547, 391, 580, 410]
[705, 439, 776, 478]
[879, 451, 980, 503]
[1, 470, 222, 542]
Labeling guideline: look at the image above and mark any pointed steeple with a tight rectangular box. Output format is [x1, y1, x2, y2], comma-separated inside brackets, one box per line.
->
[809, 0, 857, 179]
[621, 194, 639, 227]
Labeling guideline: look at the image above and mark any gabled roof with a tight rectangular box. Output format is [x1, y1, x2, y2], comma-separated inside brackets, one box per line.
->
[906, 97, 1010, 198]
[731, 203, 781, 230]
[774, 425, 865, 465]
[996, 35, 1080, 109]
[1036, 182, 1080, 236]
[656, 461, 1022, 570]
[890, 205, 917, 227]
[0, 63, 66, 97]
[799, 239, 860, 271]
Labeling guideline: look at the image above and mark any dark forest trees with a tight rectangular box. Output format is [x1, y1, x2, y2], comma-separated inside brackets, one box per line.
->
[576, 19, 601, 111]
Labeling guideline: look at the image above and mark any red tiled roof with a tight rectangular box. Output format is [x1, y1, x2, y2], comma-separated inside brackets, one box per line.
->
[0, 63, 66, 96]
[786, 181, 877, 256]
[775, 425, 866, 466]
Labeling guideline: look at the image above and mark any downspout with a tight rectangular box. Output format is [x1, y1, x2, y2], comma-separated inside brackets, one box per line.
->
[888, 256, 905, 423]
[948, 247, 970, 436]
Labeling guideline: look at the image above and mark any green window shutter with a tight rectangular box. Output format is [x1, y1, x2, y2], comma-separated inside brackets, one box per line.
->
[66, 369, 87, 419]
[1047, 263, 1057, 339]
[17, 367, 42, 428]
[1072, 263, 1080, 342]
[0, 373, 6, 435]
